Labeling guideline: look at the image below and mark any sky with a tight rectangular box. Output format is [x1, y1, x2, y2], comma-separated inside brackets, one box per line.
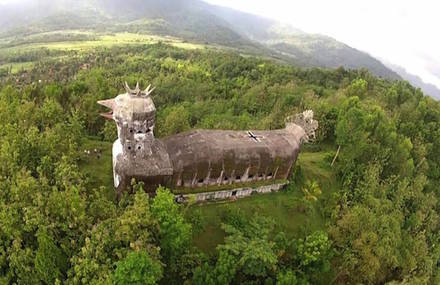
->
[205, 0, 440, 89]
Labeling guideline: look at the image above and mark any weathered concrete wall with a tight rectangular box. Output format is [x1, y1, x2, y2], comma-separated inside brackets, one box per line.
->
[179, 182, 288, 203]
[99, 83, 318, 197]
[162, 129, 302, 189]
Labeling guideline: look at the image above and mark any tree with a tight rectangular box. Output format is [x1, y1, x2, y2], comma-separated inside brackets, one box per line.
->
[69, 190, 158, 284]
[112, 251, 163, 285]
[295, 231, 331, 272]
[150, 187, 191, 259]
[150, 187, 193, 283]
[100, 120, 117, 142]
[34, 229, 68, 284]
[213, 217, 278, 283]
[192, 263, 216, 285]
[158, 106, 190, 137]
[329, 164, 438, 284]
[346, 78, 368, 97]
[276, 270, 300, 285]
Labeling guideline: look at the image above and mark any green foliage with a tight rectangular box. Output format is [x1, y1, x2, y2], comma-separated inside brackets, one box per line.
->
[0, 42, 439, 285]
[301, 180, 322, 202]
[69, 190, 158, 284]
[347, 78, 368, 97]
[276, 270, 300, 285]
[151, 187, 192, 258]
[213, 217, 278, 283]
[296, 231, 331, 270]
[192, 263, 216, 285]
[150, 187, 193, 283]
[100, 120, 117, 142]
[187, 208, 206, 235]
[157, 105, 191, 137]
[329, 164, 439, 284]
[335, 96, 367, 148]
[112, 251, 163, 285]
[35, 229, 68, 284]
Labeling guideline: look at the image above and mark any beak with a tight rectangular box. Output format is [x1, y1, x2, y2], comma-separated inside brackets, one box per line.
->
[97, 98, 115, 109]
[100, 112, 114, 120]
[97, 98, 115, 120]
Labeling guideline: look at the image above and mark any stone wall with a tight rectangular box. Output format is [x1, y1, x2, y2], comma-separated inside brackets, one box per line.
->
[178, 182, 288, 203]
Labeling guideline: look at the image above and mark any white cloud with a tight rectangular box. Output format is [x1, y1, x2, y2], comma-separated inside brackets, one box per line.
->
[205, 0, 440, 88]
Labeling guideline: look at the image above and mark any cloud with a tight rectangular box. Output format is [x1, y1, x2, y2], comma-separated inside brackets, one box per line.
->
[205, 0, 440, 89]
[427, 65, 440, 81]
[417, 53, 440, 80]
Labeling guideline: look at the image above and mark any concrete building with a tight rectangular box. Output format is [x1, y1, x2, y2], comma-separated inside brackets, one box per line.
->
[98, 82, 318, 197]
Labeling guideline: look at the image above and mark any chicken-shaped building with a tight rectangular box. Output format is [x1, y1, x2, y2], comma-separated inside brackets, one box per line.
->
[98, 83, 318, 199]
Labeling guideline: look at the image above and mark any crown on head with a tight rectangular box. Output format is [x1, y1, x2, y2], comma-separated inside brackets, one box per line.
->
[125, 81, 156, 97]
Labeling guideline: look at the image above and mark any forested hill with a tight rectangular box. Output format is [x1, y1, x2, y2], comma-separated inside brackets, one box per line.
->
[0, 0, 402, 81]
[1, 43, 440, 284]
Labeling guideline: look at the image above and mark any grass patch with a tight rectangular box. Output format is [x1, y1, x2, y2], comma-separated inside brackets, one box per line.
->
[0, 31, 207, 73]
[188, 188, 325, 253]
[187, 149, 340, 253]
[0, 31, 206, 54]
[0, 61, 34, 73]
[78, 137, 115, 200]
[296, 149, 337, 196]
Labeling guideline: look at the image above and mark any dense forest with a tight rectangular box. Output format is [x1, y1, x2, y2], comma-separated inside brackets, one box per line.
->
[1, 43, 440, 284]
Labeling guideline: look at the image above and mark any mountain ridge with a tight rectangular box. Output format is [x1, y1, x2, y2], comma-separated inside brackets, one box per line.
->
[0, 0, 405, 83]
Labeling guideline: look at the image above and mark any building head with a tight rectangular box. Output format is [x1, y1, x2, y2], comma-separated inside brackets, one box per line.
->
[98, 82, 157, 156]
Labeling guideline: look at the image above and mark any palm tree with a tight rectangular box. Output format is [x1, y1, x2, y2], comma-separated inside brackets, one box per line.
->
[302, 180, 322, 202]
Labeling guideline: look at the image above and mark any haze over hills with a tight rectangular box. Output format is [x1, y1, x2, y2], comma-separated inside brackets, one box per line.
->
[6, 0, 439, 94]
[206, 5, 401, 80]
[383, 61, 440, 100]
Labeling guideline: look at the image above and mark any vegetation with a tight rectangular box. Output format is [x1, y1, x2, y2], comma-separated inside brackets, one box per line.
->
[0, 42, 440, 285]
[0, 0, 405, 83]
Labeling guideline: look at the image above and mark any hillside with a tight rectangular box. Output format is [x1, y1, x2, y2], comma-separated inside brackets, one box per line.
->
[0, 0, 401, 80]
[0, 0, 261, 51]
[209, 5, 401, 79]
